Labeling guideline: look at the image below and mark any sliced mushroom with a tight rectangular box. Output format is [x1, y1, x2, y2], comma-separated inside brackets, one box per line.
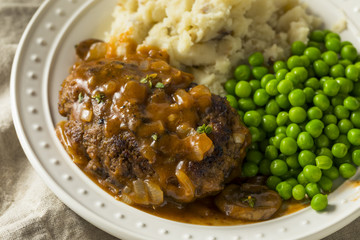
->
[215, 183, 282, 221]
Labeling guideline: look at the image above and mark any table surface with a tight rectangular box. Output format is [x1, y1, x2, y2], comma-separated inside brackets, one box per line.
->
[0, 0, 359, 239]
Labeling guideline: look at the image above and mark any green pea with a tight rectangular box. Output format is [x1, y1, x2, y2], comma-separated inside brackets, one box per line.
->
[322, 166, 340, 180]
[238, 110, 245, 119]
[334, 105, 350, 119]
[242, 162, 259, 177]
[276, 181, 293, 200]
[339, 163, 357, 178]
[262, 115, 277, 132]
[322, 114, 337, 125]
[315, 134, 330, 148]
[306, 183, 321, 198]
[270, 159, 288, 176]
[297, 132, 314, 150]
[351, 111, 360, 128]
[325, 32, 341, 41]
[276, 94, 291, 109]
[292, 184, 306, 200]
[322, 51, 338, 66]
[246, 150, 263, 165]
[338, 119, 354, 134]
[252, 66, 269, 80]
[234, 65, 251, 81]
[298, 150, 316, 167]
[273, 133, 286, 149]
[248, 52, 264, 66]
[317, 147, 334, 160]
[286, 154, 300, 169]
[304, 87, 316, 103]
[315, 155, 333, 170]
[326, 38, 341, 53]
[266, 175, 282, 190]
[335, 135, 351, 149]
[273, 61, 288, 72]
[285, 72, 299, 85]
[344, 96, 360, 111]
[292, 67, 308, 83]
[318, 176, 333, 192]
[238, 98, 256, 111]
[303, 165, 322, 182]
[265, 100, 280, 116]
[298, 171, 310, 186]
[311, 194, 328, 211]
[310, 30, 326, 42]
[324, 124, 340, 140]
[259, 139, 269, 152]
[289, 107, 307, 123]
[353, 150, 360, 166]
[307, 107, 323, 120]
[275, 126, 287, 135]
[330, 64, 345, 78]
[334, 153, 352, 167]
[243, 110, 262, 127]
[292, 41, 306, 55]
[340, 59, 353, 67]
[235, 81, 252, 98]
[259, 159, 272, 175]
[249, 127, 264, 142]
[288, 89, 306, 107]
[313, 94, 330, 111]
[286, 123, 301, 139]
[336, 77, 354, 94]
[305, 77, 320, 90]
[341, 45, 358, 62]
[265, 145, 279, 160]
[226, 95, 238, 109]
[261, 74, 276, 88]
[286, 178, 299, 187]
[305, 119, 324, 138]
[345, 65, 359, 81]
[313, 60, 330, 77]
[276, 112, 289, 126]
[276, 69, 289, 81]
[308, 41, 321, 49]
[323, 79, 340, 96]
[280, 137, 298, 155]
[224, 79, 237, 95]
[347, 129, 360, 146]
[287, 55, 304, 69]
[304, 47, 322, 63]
[301, 55, 311, 67]
[277, 79, 293, 94]
[253, 89, 270, 106]
[249, 79, 261, 93]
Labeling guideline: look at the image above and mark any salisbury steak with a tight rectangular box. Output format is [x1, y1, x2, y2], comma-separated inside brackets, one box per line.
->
[56, 45, 251, 206]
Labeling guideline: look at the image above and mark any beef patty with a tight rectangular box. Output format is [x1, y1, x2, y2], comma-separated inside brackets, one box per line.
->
[56, 42, 251, 206]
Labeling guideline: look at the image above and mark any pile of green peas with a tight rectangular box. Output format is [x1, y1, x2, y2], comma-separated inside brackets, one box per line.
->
[225, 29, 360, 211]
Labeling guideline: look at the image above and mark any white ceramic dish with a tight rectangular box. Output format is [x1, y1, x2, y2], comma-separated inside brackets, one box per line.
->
[10, 0, 360, 239]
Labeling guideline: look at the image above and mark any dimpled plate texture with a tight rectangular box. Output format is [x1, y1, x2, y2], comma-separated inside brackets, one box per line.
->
[10, 0, 360, 239]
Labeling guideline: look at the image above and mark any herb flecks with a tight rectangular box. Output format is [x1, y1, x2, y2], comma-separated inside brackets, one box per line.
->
[78, 92, 84, 103]
[92, 92, 105, 103]
[197, 124, 212, 135]
[140, 73, 158, 88]
[155, 82, 165, 89]
[241, 195, 256, 208]
[151, 134, 158, 141]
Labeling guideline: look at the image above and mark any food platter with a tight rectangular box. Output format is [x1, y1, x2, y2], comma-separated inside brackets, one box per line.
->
[10, 0, 360, 239]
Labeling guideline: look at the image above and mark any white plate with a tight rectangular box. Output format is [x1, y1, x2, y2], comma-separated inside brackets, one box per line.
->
[10, 0, 360, 239]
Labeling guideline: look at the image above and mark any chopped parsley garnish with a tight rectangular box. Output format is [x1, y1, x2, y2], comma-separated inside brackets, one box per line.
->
[92, 92, 105, 103]
[197, 124, 212, 135]
[151, 134, 158, 141]
[140, 73, 158, 88]
[78, 92, 84, 102]
[155, 82, 165, 89]
[241, 195, 256, 208]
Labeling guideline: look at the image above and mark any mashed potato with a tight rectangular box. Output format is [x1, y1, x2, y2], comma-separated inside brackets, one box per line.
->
[107, 0, 321, 95]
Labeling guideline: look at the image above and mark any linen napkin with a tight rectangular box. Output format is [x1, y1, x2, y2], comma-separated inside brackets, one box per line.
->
[0, 0, 358, 239]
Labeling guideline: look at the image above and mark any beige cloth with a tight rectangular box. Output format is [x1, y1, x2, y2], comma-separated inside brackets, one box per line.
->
[0, 0, 358, 239]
